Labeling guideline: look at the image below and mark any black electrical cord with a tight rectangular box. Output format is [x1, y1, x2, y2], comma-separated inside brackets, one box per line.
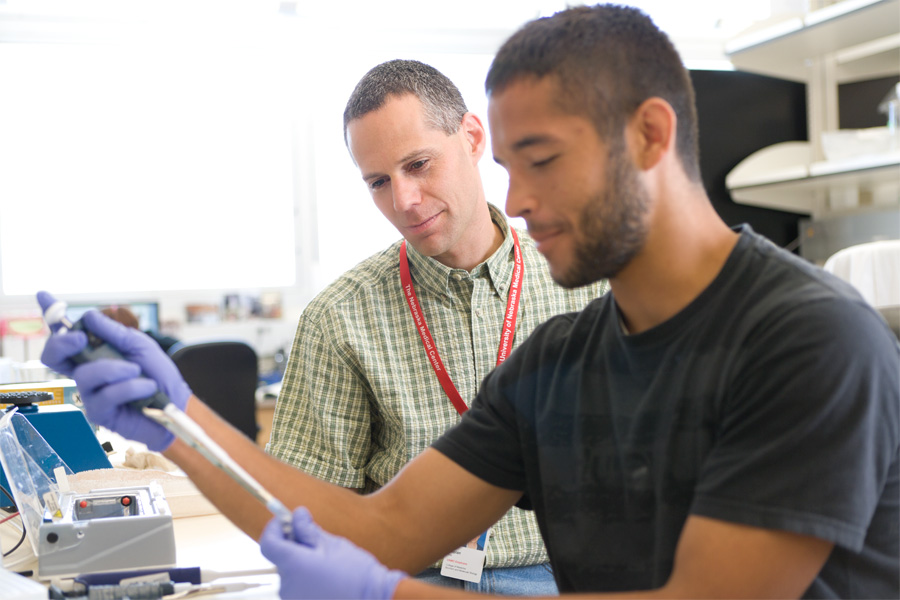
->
[0, 483, 26, 557]
[0, 482, 14, 506]
[2, 521, 26, 558]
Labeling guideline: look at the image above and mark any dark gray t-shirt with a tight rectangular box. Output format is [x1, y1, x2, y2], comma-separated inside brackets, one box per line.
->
[433, 226, 900, 598]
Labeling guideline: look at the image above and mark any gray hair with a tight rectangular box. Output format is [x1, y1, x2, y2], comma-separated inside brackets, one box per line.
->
[343, 59, 468, 150]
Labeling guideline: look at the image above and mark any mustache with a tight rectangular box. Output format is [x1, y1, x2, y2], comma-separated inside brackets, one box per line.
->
[526, 221, 564, 238]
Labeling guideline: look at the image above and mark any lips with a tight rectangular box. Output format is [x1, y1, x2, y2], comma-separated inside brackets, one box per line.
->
[527, 224, 562, 244]
[405, 212, 441, 233]
[527, 223, 566, 255]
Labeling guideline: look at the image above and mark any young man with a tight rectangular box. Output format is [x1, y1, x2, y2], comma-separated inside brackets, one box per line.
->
[266, 60, 606, 594]
[40, 4, 899, 599]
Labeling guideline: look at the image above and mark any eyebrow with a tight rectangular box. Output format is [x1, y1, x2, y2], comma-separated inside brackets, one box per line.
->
[493, 134, 557, 166]
[512, 135, 556, 151]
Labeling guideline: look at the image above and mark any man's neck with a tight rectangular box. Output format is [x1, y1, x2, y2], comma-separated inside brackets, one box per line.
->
[611, 196, 739, 335]
[436, 205, 505, 272]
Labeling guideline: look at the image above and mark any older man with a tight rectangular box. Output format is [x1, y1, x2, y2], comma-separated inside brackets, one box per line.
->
[266, 59, 606, 595]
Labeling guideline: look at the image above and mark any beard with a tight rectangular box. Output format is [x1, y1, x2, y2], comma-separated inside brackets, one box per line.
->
[554, 146, 651, 289]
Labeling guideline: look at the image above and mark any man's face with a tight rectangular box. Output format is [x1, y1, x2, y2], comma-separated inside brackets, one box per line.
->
[488, 76, 650, 287]
[346, 94, 485, 265]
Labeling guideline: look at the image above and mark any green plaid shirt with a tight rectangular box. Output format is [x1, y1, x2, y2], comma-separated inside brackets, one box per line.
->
[268, 205, 608, 568]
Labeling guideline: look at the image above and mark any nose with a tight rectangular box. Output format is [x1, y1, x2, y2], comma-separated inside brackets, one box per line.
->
[505, 174, 532, 219]
[391, 177, 422, 213]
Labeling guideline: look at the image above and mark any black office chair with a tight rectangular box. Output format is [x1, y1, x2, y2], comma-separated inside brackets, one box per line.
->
[168, 340, 260, 441]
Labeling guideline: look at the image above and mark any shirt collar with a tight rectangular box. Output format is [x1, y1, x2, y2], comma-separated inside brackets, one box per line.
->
[404, 204, 516, 298]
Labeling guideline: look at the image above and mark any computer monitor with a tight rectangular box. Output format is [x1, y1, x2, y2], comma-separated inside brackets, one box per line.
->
[66, 301, 160, 333]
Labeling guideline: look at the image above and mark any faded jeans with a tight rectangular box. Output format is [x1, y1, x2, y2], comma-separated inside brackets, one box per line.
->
[415, 564, 558, 596]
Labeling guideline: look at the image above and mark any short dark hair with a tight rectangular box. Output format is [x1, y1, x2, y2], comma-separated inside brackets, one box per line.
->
[486, 4, 701, 182]
[343, 59, 468, 149]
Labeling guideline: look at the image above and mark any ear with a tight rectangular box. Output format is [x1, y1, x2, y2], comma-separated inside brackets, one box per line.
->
[459, 112, 487, 164]
[627, 98, 676, 172]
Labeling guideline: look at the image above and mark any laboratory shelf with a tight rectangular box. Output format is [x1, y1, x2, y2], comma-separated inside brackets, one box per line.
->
[725, 0, 900, 83]
[727, 145, 900, 215]
[725, 0, 900, 220]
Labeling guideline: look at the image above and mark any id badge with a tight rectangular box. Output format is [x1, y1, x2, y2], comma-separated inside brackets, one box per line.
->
[440, 529, 491, 583]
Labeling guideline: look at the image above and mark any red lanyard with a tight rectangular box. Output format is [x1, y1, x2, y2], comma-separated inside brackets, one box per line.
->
[399, 228, 523, 416]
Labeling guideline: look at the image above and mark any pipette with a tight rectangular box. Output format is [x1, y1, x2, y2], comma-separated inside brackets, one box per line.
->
[42, 300, 293, 537]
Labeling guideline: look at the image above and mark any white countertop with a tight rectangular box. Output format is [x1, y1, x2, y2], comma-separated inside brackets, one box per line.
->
[2, 511, 280, 598]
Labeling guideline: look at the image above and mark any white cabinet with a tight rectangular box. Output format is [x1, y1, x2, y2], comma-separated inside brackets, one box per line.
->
[725, 0, 900, 221]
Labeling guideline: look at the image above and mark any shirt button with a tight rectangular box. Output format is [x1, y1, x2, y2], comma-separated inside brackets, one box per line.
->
[452, 272, 464, 281]
[475, 309, 483, 319]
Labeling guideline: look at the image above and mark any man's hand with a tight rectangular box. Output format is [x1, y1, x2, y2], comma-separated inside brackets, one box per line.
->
[38, 291, 191, 451]
[260, 507, 407, 600]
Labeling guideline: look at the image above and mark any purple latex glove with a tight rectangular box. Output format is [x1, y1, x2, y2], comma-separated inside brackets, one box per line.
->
[38, 291, 191, 451]
[260, 507, 407, 600]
